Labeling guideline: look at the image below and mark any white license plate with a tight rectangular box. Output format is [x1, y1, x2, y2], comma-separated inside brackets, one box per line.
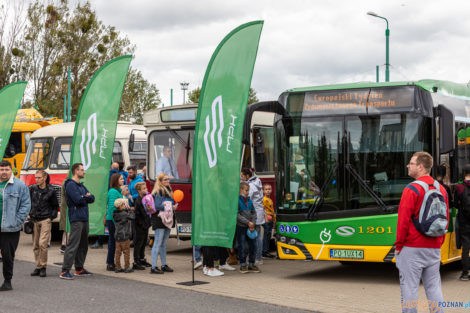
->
[178, 224, 191, 233]
[330, 249, 364, 259]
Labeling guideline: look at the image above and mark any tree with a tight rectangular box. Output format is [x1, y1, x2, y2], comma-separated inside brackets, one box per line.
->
[0, 1, 27, 89]
[187, 86, 200, 104]
[11, 0, 158, 121]
[187, 86, 259, 105]
[120, 69, 161, 124]
[248, 87, 259, 104]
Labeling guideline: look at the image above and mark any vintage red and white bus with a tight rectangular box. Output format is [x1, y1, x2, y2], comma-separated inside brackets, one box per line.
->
[143, 102, 278, 238]
[20, 121, 146, 230]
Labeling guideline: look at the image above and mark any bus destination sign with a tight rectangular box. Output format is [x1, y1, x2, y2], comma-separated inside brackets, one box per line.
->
[287, 86, 416, 116]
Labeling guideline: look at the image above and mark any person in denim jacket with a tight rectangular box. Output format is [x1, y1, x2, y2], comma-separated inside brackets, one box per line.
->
[0, 160, 31, 291]
[149, 173, 177, 274]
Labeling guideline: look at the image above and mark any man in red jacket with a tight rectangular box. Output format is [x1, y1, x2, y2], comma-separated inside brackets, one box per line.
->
[395, 152, 448, 313]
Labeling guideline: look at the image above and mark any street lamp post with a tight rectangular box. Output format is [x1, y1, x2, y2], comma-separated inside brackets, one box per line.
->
[180, 82, 189, 104]
[367, 11, 390, 82]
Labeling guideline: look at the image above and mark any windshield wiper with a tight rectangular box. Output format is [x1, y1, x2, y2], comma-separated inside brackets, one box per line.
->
[306, 161, 338, 220]
[167, 128, 192, 164]
[59, 150, 70, 168]
[344, 164, 392, 212]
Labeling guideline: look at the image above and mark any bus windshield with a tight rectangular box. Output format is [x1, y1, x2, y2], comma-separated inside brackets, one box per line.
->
[50, 137, 72, 169]
[148, 129, 194, 181]
[23, 138, 53, 170]
[277, 113, 432, 216]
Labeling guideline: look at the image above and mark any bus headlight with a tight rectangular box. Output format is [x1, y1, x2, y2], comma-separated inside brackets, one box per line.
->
[280, 236, 286, 243]
[289, 238, 296, 245]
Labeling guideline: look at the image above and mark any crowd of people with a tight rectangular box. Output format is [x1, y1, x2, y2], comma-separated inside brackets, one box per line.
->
[0, 149, 469, 313]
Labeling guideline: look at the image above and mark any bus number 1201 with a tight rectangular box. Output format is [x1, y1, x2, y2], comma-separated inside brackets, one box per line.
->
[358, 226, 393, 234]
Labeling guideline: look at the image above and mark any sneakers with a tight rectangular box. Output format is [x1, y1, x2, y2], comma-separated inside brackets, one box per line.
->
[205, 268, 224, 277]
[39, 268, 47, 277]
[91, 242, 103, 249]
[140, 259, 152, 267]
[194, 260, 203, 270]
[161, 265, 174, 272]
[255, 259, 263, 265]
[124, 268, 134, 273]
[59, 245, 66, 254]
[59, 270, 74, 280]
[219, 264, 236, 271]
[0, 280, 12, 291]
[239, 265, 249, 274]
[203, 266, 208, 275]
[106, 264, 115, 271]
[150, 267, 164, 274]
[74, 268, 92, 276]
[31, 268, 41, 277]
[133, 263, 145, 270]
[115, 268, 124, 273]
[248, 265, 261, 273]
[459, 272, 469, 281]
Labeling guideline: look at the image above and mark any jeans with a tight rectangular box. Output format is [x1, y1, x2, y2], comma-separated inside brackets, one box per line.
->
[106, 220, 116, 265]
[262, 221, 273, 253]
[255, 224, 263, 261]
[193, 245, 202, 263]
[0, 231, 20, 281]
[236, 226, 256, 266]
[151, 228, 170, 268]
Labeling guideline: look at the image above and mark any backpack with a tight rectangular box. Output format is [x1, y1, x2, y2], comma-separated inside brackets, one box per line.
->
[411, 180, 448, 237]
[142, 194, 156, 216]
[460, 184, 470, 220]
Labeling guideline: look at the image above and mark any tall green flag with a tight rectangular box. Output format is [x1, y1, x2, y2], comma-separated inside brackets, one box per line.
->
[69, 55, 132, 235]
[191, 21, 264, 247]
[0, 81, 27, 160]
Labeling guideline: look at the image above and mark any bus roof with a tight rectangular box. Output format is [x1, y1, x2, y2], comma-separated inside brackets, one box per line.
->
[143, 104, 198, 127]
[30, 121, 146, 140]
[11, 122, 43, 132]
[282, 80, 470, 100]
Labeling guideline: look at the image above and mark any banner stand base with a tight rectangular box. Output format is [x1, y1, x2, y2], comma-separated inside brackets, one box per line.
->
[176, 280, 209, 286]
[53, 262, 63, 266]
[177, 246, 209, 286]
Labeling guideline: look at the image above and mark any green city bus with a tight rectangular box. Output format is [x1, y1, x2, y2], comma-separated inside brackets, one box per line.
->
[274, 80, 467, 264]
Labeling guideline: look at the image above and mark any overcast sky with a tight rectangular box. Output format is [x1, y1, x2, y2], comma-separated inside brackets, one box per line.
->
[88, 0, 470, 106]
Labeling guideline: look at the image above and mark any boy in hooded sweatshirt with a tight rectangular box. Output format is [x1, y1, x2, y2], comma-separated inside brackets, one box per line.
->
[236, 182, 260, 274]
[113, 198, 135, 273]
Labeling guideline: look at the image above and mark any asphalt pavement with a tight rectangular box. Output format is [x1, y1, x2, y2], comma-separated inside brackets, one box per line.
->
[1, 260, 314, 313]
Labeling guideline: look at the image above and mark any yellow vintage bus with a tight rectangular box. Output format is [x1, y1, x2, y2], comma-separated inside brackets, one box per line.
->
[3, 108, 61, 177]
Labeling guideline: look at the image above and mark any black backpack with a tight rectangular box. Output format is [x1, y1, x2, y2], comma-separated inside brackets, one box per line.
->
[461, 184, 470, 220]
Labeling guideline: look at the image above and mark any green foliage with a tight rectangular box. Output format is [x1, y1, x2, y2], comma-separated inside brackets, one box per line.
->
[120, 69, 161, 124]
[1, 0, 159, 121]
[188, 86, 201, 104]
[188, 86, 259, 105]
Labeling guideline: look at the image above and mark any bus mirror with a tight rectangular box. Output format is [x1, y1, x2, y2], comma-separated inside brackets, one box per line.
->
[129, 133, 135, 152]
[437, 104, 455, 154]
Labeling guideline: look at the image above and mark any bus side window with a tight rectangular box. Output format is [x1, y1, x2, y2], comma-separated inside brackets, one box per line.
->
[113, 142, 124, 163]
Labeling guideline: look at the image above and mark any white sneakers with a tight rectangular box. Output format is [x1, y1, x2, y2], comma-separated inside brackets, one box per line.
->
[204, 267, 224, 277]
[194, 261, 203, 270]
[255, 259, 263, 265]
[218, 264, 236, 271]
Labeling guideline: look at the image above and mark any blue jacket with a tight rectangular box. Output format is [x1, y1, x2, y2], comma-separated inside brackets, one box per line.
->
[65, 179, 95, 223]
[129, 174, 144, 202]
[237, 195, 257, 227]
[1, 175, 30, 232]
